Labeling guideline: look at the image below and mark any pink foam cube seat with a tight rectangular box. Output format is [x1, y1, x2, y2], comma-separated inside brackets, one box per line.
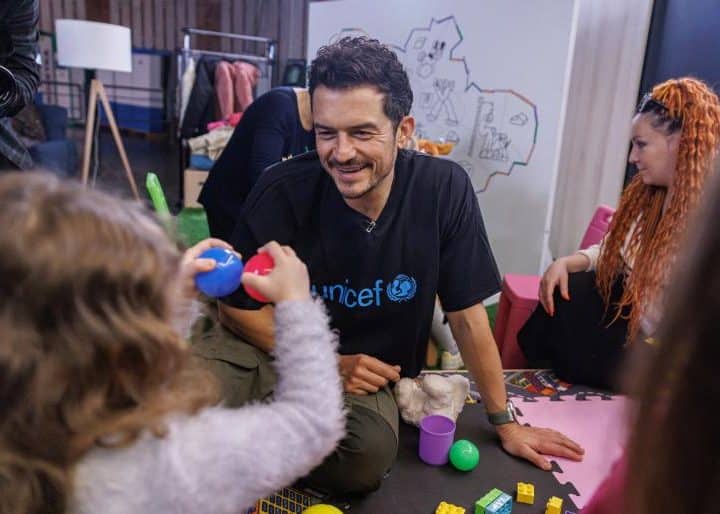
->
[494, 273, 540, 368]
[494, 205, 616, 369]
[579, 204, 614, 249]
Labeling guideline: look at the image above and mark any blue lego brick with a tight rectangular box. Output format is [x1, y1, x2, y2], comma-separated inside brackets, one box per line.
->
[486, 492, 512, 514]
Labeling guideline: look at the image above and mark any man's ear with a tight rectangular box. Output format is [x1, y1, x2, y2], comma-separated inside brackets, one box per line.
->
[396, 115, 416, 149]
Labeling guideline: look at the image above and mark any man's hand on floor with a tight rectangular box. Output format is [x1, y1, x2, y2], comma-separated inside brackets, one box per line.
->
[495, 422, 585, 470]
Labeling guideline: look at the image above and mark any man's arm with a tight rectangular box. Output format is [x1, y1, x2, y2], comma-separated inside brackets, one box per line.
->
[445, 303, 506, 413]
[218, 301, 276, 353]
[446, 302, 585, 470]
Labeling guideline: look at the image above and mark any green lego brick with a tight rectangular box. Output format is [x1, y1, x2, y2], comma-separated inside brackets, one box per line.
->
[475, 488, 504, 514]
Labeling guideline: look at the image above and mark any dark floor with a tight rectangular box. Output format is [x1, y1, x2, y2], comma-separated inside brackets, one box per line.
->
[68, 126, 183, 211]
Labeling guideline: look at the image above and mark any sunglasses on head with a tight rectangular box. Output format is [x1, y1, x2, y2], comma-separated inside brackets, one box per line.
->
[637, 92, 669, 114]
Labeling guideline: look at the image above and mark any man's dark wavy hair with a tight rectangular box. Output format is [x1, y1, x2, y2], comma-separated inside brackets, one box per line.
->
[308, 37, 413, 129]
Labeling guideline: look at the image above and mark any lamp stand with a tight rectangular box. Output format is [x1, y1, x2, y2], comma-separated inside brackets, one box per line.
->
[80, 78, 139, 199]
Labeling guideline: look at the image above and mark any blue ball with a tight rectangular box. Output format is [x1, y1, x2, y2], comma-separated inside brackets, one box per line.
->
[194, 248, 244, 298]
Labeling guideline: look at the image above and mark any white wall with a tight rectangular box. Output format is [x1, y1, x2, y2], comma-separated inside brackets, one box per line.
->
[547, 0, 654, 261]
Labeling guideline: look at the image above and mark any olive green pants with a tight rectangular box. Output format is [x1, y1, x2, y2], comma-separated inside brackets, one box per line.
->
[191, 310, 399, 495]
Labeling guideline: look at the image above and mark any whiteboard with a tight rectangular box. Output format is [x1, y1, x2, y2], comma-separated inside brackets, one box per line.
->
[308, 0, 579, 275]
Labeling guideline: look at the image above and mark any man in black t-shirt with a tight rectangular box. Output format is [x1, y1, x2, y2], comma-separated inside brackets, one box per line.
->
[200, 37, 584, 495]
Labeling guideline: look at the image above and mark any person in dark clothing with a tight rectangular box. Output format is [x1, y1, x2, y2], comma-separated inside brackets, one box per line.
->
[0, 0, 40, 171]
[192, 37, 584, 496]
[199, 86, 314, 240]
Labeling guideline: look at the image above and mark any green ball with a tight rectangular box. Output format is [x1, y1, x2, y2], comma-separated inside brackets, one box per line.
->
[448, 439, 479, 471]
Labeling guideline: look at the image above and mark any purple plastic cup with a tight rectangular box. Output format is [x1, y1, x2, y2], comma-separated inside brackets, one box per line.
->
[418, 414, 456, 465]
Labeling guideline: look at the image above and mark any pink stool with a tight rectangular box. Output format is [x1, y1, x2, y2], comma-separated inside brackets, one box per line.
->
[579, 204, 614, 249]
[494, 274, 540, 368]
[494, 205, 616, 369]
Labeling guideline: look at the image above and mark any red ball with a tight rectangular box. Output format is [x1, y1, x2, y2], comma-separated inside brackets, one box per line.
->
[243, 253, 275, 303]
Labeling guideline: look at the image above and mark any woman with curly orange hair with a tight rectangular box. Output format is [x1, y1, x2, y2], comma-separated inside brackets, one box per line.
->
[518, 77, 720, 390]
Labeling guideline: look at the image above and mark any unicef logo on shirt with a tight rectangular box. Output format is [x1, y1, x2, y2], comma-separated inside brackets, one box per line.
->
[386, 274, 417, 302]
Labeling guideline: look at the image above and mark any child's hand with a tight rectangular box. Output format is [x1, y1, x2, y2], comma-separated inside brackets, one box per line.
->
[242, 241, 310, 303]
[179, 238, 236, 298]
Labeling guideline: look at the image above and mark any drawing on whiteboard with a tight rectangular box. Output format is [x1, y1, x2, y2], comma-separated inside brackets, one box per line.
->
[427, 78, 458, 124]
[327, 16, 538, 193]
[329, 27, 369, 44]
[417, 40, 446, 78]
[510, 113, 529, 126]
[445, 130, 460, 144]
[393, 16, 537, 193]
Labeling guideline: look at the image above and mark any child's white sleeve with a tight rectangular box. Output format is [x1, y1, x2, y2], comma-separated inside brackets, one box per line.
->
[169, 298, 345, 512]
[73, 298, 345, 514]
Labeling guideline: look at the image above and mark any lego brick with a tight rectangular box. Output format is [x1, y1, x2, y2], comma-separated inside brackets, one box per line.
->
[545, 496, 563, 514]
[516, 482, 535, 504]
[436, 500, 466, 514]
[486, 492, 512, 514]
[475, 488, 504, 514]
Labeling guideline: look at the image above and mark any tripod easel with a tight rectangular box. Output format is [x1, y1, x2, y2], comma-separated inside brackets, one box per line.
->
[80, 78, 140, 199]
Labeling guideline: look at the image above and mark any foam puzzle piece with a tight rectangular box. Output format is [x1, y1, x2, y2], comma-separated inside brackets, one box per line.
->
[514, 395, 628, 509]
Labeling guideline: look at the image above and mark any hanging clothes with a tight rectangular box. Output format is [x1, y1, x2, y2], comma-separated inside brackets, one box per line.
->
[180, 56, 221, 139]
[215, 61, 260, 120]
[178, 56, 196, 127]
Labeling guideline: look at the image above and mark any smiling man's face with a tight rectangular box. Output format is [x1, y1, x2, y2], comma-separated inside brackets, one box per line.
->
[313, 84, 403, 211]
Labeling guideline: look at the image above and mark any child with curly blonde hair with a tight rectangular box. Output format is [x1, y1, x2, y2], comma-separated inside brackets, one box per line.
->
[0, 173, 344, 514]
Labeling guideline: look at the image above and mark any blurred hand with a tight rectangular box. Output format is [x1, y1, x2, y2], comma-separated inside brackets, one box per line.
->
[241, 241, 310, 303]
[339, 353, 402, 395]
[539, 257, 570, 316]
[179, 238, 235, 299]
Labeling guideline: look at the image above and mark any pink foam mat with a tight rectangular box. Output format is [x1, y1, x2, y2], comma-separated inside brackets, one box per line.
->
[515, 396, 629, 509]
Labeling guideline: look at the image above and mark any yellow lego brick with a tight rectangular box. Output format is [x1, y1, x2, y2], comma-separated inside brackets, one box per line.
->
[435, 500, 466, 514]
[545, 496, 563, 514]
[516, 482, 535, 504]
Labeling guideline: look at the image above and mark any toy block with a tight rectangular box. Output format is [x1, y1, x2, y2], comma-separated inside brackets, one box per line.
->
[486, 492, 512, 514]
[516, 482, 535, 504]
[474, 489, 504, 514]
[545, 496, 563, 514]
[436, 500, 466, 514]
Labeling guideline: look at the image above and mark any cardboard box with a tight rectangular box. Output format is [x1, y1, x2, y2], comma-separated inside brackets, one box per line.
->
[183, 168, 209, 208]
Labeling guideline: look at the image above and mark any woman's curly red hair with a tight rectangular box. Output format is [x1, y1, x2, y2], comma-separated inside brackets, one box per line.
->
[596, 77, 720, 340]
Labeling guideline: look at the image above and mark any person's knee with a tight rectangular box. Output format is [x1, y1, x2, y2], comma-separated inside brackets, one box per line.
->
[328, 410, 398, 494]
[347, 419, 397, 467]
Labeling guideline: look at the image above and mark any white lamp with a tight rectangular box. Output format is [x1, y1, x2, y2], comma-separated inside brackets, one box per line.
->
[55, 19, 139, 199]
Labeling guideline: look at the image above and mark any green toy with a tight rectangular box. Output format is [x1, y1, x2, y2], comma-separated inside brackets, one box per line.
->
[448, 439, 479, 471]
[145, 172, 170, 216]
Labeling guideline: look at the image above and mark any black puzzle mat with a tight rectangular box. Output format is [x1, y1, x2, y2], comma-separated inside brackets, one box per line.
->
[346, 403, 579, 513]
